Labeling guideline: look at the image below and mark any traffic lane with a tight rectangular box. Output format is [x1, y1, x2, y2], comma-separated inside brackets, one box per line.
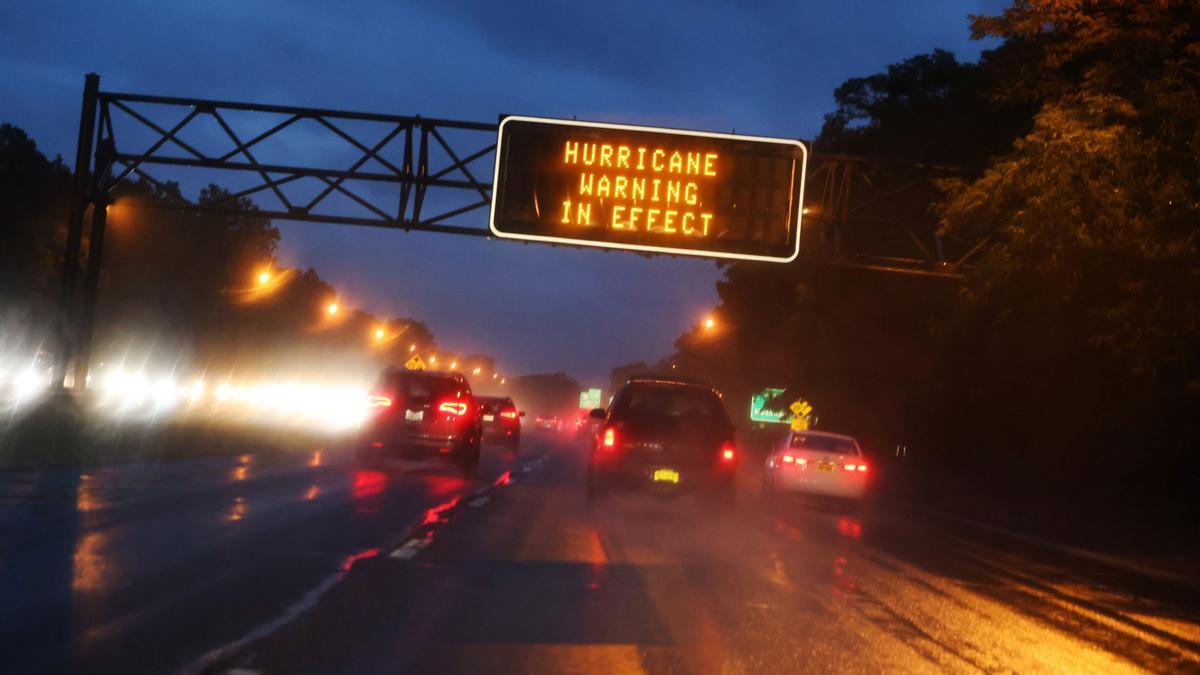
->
[0, 434, 545, 675]
[747, 456, 1200, 672]
[219, 438, 1200, 674]
[758, 502, 1200, 673]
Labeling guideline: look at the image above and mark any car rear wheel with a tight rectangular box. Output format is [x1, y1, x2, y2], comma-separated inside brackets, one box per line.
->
[761, 472, 776, 499]
[454, 440, 480, 476]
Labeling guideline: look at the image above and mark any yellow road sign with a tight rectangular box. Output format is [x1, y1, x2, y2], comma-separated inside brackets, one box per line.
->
[405, 355, 426, 371]
[789, 400, 812, 417]
[791, 417, 809, 431]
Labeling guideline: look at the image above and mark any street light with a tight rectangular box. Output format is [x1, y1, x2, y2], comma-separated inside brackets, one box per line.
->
[409, 344, 416, 352]
[257, 271, 270, 285]
[500, 378, 506, 385]
[472, 367, 481, 375]
[703, 316, 716, 330]
[326, 302, 339, 316]
[450, 361, 458, 370]
[374, 328, 385, 341]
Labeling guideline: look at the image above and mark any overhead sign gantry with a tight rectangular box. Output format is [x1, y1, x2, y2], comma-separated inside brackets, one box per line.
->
[55, 73, 974, 388]
[490, 116, 808, 263]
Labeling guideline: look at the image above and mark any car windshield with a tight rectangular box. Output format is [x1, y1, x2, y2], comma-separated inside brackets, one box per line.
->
[477, 397, 511, 413]
[790, 433, 859, 455]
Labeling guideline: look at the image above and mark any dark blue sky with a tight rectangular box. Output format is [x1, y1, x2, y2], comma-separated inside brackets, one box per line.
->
[0, 0, 1001, 385]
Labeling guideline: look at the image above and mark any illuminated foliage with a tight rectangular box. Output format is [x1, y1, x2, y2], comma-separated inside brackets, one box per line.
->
[669, 1, 1199, 505]
[942, 0, 1200, 375]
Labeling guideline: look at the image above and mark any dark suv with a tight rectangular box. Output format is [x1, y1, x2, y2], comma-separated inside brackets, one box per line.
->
[587, 377, 738, 507]
[478, 395, 523, 450]
[356, 369, 482, 474]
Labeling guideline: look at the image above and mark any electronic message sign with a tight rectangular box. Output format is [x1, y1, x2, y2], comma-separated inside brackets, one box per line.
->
[490, 116, 808, 262]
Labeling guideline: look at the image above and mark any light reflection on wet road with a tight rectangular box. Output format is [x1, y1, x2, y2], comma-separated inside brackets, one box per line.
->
[214, 436, 1200, 675]
[0, 437, 539, 674]
[2, 432, 1200, 674]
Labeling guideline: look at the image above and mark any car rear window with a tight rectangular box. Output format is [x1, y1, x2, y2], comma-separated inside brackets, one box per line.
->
[379, 372, 465, 405]
[478, 397, 512, 413]
[790, 433, 859, 455]
[611, 384, 729, 426]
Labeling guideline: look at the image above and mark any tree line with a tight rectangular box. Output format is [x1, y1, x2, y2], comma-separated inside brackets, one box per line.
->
[0, 122, 510, 384]
[644, 1, 1199, 507]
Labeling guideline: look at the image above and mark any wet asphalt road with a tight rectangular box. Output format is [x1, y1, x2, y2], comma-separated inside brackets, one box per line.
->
[0, 435, 538, 675]
[3, 432, 1200, 674]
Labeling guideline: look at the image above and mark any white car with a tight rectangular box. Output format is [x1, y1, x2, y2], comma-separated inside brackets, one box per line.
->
[763, 430, 869, 500]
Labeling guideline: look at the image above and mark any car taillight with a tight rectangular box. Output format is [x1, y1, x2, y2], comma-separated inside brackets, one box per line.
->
[602, 427, 616, 449]
[781, 454, 806, 466]
[438, 401, 468, 416]
[721, 441, 736, 463]
[500, 410, 518, 419]
[369, 394, 393, 408]
[843, 463, 868, 472]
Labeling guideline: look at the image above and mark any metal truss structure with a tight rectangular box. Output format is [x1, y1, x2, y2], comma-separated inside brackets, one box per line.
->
[55, 74, 985, 386]
[800, 153, 986, 278]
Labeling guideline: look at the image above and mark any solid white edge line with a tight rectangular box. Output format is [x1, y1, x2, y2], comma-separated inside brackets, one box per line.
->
[180, 453, 548, 674]
[177, 571, 344, 675]
[389, 546, 419, 560]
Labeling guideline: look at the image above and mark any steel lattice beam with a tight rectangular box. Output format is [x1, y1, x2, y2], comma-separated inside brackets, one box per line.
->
[57, 74, 987, 387]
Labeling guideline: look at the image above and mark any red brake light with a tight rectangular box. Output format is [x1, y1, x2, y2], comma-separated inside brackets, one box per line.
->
[369, 394, 393, 408]
[721, 441, 736, 462]
[782, 454, 795, 464]
[438, 401, 468, 416]
[843, 463, 868, 472]
[602, 427, 616, 449]
[857, 463, 868, 472]
[500, 410, 518, 419]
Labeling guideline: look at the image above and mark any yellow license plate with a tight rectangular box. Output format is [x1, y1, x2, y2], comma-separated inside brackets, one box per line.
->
[817, 464, 834, 473]
[653, 468, 680, 484]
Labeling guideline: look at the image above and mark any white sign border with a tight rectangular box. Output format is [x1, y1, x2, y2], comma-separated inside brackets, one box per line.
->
[488, 115, 808, 264]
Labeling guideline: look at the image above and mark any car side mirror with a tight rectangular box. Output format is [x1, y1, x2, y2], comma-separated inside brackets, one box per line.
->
[589, 408, 606, 420]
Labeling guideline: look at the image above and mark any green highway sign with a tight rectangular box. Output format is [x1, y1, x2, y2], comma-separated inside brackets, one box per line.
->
[749, 387, 789, 424]
[579, 388, 602, 409]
